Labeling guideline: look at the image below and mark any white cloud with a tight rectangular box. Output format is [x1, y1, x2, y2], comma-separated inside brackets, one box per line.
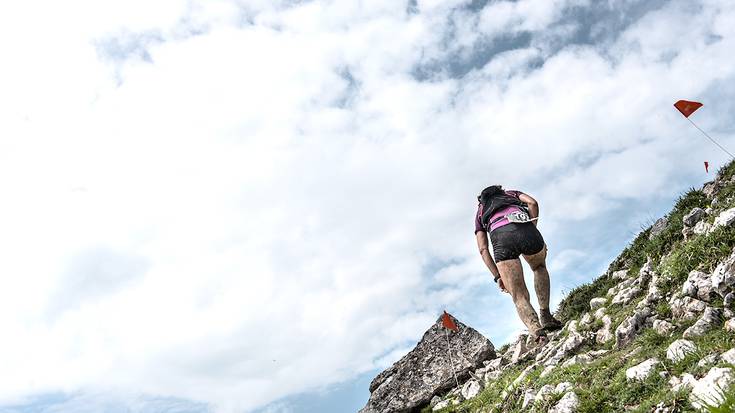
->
[1, 0, 735, 412]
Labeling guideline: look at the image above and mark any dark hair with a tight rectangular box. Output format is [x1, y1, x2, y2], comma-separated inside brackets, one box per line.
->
[478, 185, 503, 204]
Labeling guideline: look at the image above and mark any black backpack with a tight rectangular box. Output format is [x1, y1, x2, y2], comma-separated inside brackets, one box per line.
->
[479, 190, 528, 229]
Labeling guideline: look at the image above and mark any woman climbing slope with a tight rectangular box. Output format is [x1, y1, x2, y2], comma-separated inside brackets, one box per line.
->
[474, 185, 563, 342]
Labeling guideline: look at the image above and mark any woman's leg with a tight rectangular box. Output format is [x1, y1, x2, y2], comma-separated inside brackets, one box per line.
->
[522, 246, 550, 311]
[497, 258, 543, 335]
[523, 246, 562, 330]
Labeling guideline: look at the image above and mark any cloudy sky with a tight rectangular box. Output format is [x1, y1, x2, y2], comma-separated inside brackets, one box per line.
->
[1, 0, 734, 412]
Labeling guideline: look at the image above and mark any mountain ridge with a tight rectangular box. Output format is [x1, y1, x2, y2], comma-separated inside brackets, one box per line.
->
[361, 160, 735, 413]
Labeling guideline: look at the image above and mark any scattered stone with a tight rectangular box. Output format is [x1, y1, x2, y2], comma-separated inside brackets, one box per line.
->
[510, 335, 529, 364]
[484, 370, 503, 383]
[638, 274, 664, 310]
[726, 292, 735, 308]
[590, 297, 607, 310]
[461, 379, 482, 400]
[667, 339, 697, 363]
[540, 365, 556, 378]
[429, 396, 441, 408]
[555, 382, 573, 394]
[712, 249, 735, 297]
[669, 373, 697, 392]
[726, 318, 735, 332]
[683, 307, 723, 338]
[549, 391, 579, 413]
[703, 180, 722, 198]
[484, 357, 503, 371]
[534, 384, 556, 403]
[649, 216, 669, 239]
[612, 284, 643, 305]
[683, 207, 706, 227]
[612, 269, 629, 280]
[713, 208, 735, 230]
[697, 353, 720, 368]
[594, 307, 607, 320]
[521, 389, 536, 409]
[691, 367, 734, 409]
[670, 295, 708, 321]
[432, 399, 450, 411]
[722, 348, 735, 365]
[511, 364, 537, 388]
[652, 401, 672, 413]
[653, 320, 676, 336]
[626, 358, 660, 381]
[615, 307, 651, 348]
[596, 315, 614, 344]
[682, 270, 715, 302]
[580, 312, 593, 327]
[693, 220, 712, 236]
[544, 332, 585, 366]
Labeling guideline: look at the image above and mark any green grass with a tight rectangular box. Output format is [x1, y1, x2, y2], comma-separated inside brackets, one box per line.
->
[659, 225, 735, 294]
[556, 274, 617, 323]
[426, 160, 735, 413]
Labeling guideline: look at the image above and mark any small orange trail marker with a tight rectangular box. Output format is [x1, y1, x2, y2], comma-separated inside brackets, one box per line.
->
[674, 100, 703, 118]
[705, 161, 709, 173]
[441, 311, 459, 332]
[441, 311, 460, 387]
[674, 100, 734, 159]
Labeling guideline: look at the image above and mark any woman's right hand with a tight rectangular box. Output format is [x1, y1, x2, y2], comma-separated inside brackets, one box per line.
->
[498, 278, 509, 294]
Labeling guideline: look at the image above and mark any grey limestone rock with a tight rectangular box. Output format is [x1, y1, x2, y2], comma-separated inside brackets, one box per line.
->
[669, 373, 697, 392]
[649, 216, 669, 239]
[652, 320, 675, 336]
[589, 297, 607, 310]
[544, 332, 585, 366]
[615, 307, 651, 348]
[534, 384, 556, 403]
[596, 315, 614, 344]
[697, 353, 720, 368]
[712, 249, 735, 297]
[713, 208, 735, 230]
[682, 270, 715, 302]
[626, 358, 660, 381]
[666, 339, 697, 363]
[669, 295, 707, 321]
[691, 367, 734, 409]
[521, 389, 536, 409]
[360, 314, 495, 413]
[460, 379, 481, 400]
[683, 207, 706, 227]
[683, 307, 723, 338]
[721, 348, 735, 365]
[549, 391, 579, 413]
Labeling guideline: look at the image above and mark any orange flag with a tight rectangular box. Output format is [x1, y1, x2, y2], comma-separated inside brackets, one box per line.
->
[674, 100, 703, 118]
[441, 311, 459, 332]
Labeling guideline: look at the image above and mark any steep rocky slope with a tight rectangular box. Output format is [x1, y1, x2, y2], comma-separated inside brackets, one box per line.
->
[363, 161, 735, 413]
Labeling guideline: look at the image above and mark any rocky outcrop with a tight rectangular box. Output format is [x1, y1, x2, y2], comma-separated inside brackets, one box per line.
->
[359, 314, 495, 413]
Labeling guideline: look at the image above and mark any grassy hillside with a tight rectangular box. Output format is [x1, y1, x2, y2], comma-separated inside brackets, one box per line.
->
[427, 161, 735, 413]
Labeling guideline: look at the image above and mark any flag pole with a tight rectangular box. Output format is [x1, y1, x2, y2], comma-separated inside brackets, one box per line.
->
[444, 328, 459, 388]
[687, 117, 735, 159]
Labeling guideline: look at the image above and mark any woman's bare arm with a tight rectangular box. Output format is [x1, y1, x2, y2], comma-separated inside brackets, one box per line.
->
[519, 193, 539, 226]
[476, 231, 500, 280]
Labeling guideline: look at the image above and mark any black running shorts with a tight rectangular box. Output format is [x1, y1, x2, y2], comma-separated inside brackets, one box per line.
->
[489, 222, 545, 262]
